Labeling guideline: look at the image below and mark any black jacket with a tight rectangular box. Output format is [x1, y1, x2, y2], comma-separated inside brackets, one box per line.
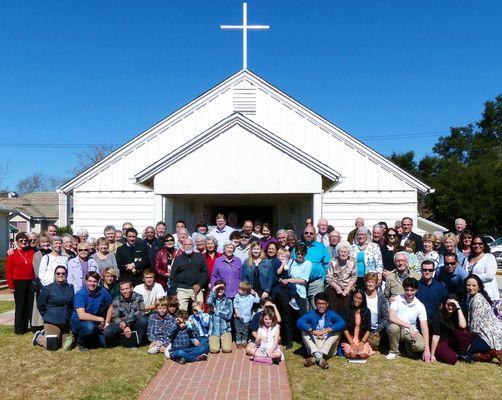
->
[116, 241, 150, 286]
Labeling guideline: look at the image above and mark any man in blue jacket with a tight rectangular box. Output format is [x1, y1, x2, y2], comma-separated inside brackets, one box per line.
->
[296, 292, 346, 369]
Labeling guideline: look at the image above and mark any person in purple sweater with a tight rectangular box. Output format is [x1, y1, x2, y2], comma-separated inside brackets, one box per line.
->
[211, 241, 242, 299]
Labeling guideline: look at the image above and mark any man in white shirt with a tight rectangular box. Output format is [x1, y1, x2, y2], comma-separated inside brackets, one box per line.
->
[208, 214, 235, 252]
[316, 218, 330, 246]
[133, 269, 166, 315]
[386, 277, 431, 362]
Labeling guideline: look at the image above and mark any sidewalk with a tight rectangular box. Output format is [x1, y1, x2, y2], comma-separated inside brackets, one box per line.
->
[0, 290, 15, 326]
[140, 346, 291, 400]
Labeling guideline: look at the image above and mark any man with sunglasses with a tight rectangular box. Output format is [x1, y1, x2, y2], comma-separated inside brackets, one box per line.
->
[416, 260, 448, 322]
[293, 226, 331, 309]
[434, 253, 468, 299]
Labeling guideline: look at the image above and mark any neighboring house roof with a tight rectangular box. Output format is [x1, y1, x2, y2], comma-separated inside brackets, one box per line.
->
[0, 192, 59, 220]
[135, 113, 341, 186]
[59, 69, 433, 194]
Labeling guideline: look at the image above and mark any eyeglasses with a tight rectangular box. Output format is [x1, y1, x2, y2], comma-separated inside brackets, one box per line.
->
[472, 242, 484, 246]
[422, 268, 435, 273]
[55, 272, 66, 276]
[444, 262, 456, 266]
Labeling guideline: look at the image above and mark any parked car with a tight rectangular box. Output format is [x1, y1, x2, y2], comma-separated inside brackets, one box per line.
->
[489, 238, 502, 269]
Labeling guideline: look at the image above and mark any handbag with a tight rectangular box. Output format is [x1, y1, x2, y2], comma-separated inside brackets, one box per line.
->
[252, 349, 273, 365]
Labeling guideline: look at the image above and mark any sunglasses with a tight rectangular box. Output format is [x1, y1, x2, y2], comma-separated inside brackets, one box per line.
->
[29, 239, 37, 243]
[304, 232, 315, 236]
[78, 249, 89, 252]
[387, 234, 396, 237]
[422, 268, 435, 272]
[165, 239, 174, 243]
[55, 272, 66, 276]
[472, 242, 484, 246]
[462, 237, 472, 240]
[297, 252, 306, 256]
[444, 262, 456, 266]
[18, 239, 28, 243]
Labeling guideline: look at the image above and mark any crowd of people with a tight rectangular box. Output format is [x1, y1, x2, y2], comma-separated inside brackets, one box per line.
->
[5, 214, 502, 368]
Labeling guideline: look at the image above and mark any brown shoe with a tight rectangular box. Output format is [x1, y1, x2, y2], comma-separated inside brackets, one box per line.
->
[319, 359, 329, 369]
[473, 349, 496, 363]
[304, 357, 315, 367]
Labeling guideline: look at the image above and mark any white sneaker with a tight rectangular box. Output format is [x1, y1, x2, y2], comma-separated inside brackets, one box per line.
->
[385, 352, 399, 360]
[148, 345, 160, 354]
[289, 298, 300, 311]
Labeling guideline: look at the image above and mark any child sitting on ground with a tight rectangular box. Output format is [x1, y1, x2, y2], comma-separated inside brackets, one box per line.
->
[187, 301, 210, 354]
[404, 240, 420, 272]
[246, 298, 282, 357]
[166, 309, 207, 364]
[253, 307, 283, 364]
[207, 280, 233, 354]
[233, 281, 260, 348]
[147, 297, 171, 355]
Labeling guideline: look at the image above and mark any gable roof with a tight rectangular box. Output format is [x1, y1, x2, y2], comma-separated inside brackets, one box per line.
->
[135, 113, 340, 186]
[60, 69, 432, 194]
[0, 192, 59, 220]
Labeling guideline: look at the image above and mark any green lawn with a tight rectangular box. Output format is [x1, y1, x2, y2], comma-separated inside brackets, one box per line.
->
[0, 301, 15, 314]
[0, 326, 164, 400]
[284, 343, 501, 400]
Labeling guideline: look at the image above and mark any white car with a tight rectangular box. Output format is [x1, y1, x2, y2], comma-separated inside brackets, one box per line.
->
[489, 238, 502, 268]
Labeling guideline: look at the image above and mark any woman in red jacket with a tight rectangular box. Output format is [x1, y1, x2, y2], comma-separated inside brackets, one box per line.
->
[6, 232, 35, 334]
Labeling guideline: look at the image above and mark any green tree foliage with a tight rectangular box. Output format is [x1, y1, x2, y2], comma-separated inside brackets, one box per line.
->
[389, 94, 502, 234]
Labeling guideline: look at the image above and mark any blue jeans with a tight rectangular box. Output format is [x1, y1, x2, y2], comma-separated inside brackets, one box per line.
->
[171, 343, 207, 362]
[234, 317, 249, 344]
[103, 316, 148, 347]
[70, 319, 106, 348]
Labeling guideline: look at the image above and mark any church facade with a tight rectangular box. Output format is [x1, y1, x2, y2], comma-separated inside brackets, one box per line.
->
[58, 70, 433, 238]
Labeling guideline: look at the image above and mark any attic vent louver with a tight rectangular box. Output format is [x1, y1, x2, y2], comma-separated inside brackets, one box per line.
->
[233, 86, 256, 115]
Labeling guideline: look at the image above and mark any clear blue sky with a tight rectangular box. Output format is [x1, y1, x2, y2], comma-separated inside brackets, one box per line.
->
[1, 0, 501, 189]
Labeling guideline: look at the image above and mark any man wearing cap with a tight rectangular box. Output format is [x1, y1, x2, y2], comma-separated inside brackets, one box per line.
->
[67, 242, 99, 294]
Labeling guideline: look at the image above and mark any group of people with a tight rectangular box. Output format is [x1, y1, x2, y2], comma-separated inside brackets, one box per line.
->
[5, 214, 501, 368]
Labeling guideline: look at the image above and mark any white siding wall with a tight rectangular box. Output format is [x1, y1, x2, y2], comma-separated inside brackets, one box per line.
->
[73, 191, 155, 238]
[77, 88, 234, 192]
[154, 125, 322, 194]
[321, 190, 418, 239]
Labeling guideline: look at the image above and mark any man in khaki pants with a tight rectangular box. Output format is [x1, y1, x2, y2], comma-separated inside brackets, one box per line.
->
[170, 238, 208, 311]
[296, 292, 346, 369]
[386, 277, 431, 361]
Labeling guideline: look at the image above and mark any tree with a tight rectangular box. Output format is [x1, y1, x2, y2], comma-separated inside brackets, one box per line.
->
[0, 161, 10, 197]
[16, 173, 66, 195]
[72, 144, 114, 176]
[389, 94, 502, 234]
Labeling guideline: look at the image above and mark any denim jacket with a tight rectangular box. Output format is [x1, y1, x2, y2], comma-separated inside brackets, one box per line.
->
[242, 258, 274, 293]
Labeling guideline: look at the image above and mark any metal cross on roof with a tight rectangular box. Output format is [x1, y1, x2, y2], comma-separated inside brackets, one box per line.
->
[220, 2, 269, 70]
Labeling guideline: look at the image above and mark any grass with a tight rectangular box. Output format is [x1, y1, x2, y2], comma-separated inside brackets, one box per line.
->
[0, 301, 15, 313]
[0, 326, 164, 400]
[284, 343, 501, 400]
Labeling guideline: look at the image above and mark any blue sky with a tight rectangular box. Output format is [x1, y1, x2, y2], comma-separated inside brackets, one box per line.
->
[1, 0, 501, 189]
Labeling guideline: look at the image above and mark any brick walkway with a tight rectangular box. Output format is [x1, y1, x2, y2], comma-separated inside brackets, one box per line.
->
[140, 345, 292, 400]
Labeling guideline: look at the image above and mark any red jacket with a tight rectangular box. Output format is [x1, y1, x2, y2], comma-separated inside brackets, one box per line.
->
[6, 248, 35, 288]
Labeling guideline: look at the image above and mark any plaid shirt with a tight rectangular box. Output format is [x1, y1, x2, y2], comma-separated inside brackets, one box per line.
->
[147, 312, 173, 346]
[111, 292, 145, 326]
[165, 317, 199, 351]
[188, 311, 211, 337]
[207, 291, 233, 336]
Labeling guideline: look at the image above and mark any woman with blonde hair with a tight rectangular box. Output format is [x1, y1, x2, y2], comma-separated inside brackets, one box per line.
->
[242, 241, 273, 300]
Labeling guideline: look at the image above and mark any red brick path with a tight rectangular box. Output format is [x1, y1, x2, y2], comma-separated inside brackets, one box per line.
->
[140, 346, 292, 400]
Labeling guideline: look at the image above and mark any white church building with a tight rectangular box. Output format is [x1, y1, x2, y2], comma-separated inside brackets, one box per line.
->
[58, 69, 435, 239]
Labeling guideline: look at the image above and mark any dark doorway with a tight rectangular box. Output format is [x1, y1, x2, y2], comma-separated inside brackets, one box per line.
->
[207, 205, 274, 229]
